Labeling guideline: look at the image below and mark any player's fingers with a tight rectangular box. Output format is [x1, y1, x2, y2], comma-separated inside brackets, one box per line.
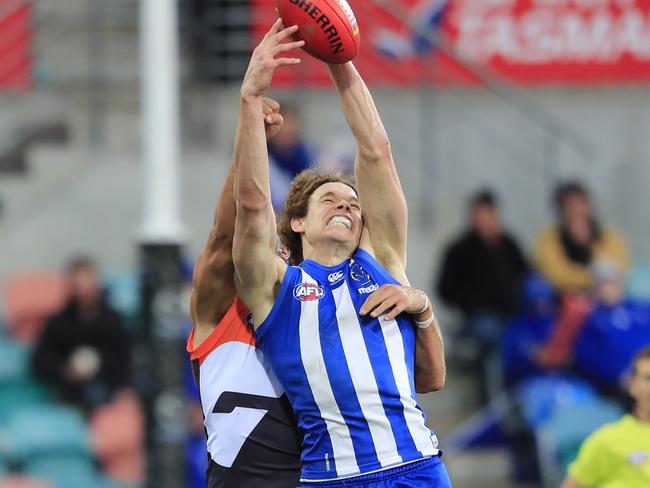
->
[262, 97, 280, 114]
[360, 293, 382, 316]
[359, 285, 394, 315]
[264, 18, 283, 39]
[273, 40, 305, 55]
[360, 286, 393, 315]
[265, 113, 283, 126]
[274, 57, 301, 66]
[273, 24, 300, 42]
[384, 302, 406, 321]
[371, 296, 401, 318]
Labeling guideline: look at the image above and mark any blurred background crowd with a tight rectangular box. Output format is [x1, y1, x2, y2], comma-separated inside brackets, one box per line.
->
[1, 0, 650, 487]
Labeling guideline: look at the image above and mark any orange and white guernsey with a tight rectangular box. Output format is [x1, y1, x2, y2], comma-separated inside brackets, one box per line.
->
[187, 296, 301, 488]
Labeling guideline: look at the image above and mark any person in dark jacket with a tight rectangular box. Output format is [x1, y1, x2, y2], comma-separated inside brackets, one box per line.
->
[437, 189, 528, 399]
[32, 257, 131, 409]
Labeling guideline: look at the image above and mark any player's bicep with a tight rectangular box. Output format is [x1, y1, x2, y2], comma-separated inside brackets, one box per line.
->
[190, 248, 235, 325]
[355, 152, 408, 266]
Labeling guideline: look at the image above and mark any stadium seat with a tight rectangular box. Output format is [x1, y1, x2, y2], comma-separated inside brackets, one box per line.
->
[0, 382, 52, 424]
[3, 273, 67, 344]
[23, 455, 96, 488]
[90, 390, 145, 485]
[0, 338, 52, 423]
[535, 400, 623, 488]
[102, 270, 140, 323]
[516, 376, 599, 428]
[628, 262, 650, 301]
[6, 405, 89, 461]
[0, 338, 30, 383]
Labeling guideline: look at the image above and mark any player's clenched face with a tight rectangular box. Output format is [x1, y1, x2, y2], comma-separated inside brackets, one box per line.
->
[292, 182, 362, 248]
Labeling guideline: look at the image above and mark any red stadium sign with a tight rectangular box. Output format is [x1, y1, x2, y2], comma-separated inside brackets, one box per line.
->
[251, 0, 650, 86]
[448, 0, 650, 85]
[0, 0, 32, 91]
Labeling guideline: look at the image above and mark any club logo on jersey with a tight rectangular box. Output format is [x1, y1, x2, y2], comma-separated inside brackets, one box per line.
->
[327, 270, 345, 284]
[293, 283, 325, 301]
[350, 260, 371, 285]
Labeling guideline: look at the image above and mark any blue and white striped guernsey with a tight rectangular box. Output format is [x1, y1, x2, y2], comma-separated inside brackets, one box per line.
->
[255, 248, 439, 482]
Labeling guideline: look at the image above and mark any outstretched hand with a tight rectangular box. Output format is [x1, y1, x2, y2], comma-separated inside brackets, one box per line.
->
[359, 284, 428, 321]
[241, 19, 304, 98]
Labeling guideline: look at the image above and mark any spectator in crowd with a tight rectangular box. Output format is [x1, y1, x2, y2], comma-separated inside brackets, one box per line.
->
[502, 274, 558, 386]
[536, 181, 629, 294]
[561, 345, 650, 488]
[267, 104, 312, 209]
[574, 261, 650, 394]
[437, 189, 528, 399]
[31, 257, 144, 485]
[31, 257, 131, 410]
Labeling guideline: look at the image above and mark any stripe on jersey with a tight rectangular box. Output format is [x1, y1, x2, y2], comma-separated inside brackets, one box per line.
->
[319, 284, 381, 472]
[347, 285, 419, 456]
[379, 316, 436, 455]
[298, 270, 358, 477]
[332, 282, 402, 468]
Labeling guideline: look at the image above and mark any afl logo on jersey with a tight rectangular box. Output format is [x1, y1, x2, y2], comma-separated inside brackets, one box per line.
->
[293, 283, 324, 301]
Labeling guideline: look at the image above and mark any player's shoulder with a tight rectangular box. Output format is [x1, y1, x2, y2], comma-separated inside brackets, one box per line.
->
[585, 415, 629, 445]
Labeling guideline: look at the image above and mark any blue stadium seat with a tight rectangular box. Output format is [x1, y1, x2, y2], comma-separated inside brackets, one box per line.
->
[24, 455, 96, 488]
[0, 382, 52, 425]
[93, 475, 133, 488]
[516, 376, 599, 428]
[0, 338, 30, 383]
[0, 339, 52, 423]
[102, 270, 140, 322]
[628, 262, 650, 301]
[6, 405, 90, 461]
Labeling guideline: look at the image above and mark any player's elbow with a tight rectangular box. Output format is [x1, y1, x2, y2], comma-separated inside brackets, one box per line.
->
[359, 133, 391, 163]
[236, 185, 271, 214]
[415, 371, 446, 394]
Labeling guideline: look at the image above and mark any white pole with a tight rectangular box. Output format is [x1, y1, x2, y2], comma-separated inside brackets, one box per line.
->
[139, 0, 185, 243]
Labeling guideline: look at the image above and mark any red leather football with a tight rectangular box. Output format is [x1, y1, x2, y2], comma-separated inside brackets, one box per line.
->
[275, 0, 360, 64]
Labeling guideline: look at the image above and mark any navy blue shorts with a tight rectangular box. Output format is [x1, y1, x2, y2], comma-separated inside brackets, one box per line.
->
[299, 456, 452, 487]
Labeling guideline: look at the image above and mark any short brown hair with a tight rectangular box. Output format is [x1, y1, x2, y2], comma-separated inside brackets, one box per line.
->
[632, 346, 650, 376]
[278, 170, 356, 266]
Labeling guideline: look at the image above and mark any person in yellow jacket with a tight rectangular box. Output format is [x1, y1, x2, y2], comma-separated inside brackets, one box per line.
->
[536, 181, 629, 293]
[561, 345, 650, 488]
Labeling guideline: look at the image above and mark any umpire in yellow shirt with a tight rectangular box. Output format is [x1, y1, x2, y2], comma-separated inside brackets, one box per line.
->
[562, 346, 650, 488]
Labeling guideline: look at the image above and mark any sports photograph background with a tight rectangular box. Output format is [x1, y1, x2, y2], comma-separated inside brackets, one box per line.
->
[0, 0, 649, 487]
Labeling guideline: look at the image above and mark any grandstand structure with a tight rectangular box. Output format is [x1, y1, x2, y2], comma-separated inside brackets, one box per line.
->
[1, 1, 650, 487]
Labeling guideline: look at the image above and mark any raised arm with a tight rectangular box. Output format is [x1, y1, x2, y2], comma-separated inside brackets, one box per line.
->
[328, 63, 408, 273]
[233, 21, 303, 324]
[190, 98, 283, 346]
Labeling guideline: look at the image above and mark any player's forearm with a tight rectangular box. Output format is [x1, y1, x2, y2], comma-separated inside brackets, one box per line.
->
[327, 63, 389, 161]
[235, 95, 273, 217]
[414, 308, 446, 393]
[207, 164, 237, 248]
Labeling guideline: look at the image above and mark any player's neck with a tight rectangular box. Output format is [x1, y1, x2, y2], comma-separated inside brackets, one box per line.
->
[302, 241, 354, 267]
[635, 406, 650, 424]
